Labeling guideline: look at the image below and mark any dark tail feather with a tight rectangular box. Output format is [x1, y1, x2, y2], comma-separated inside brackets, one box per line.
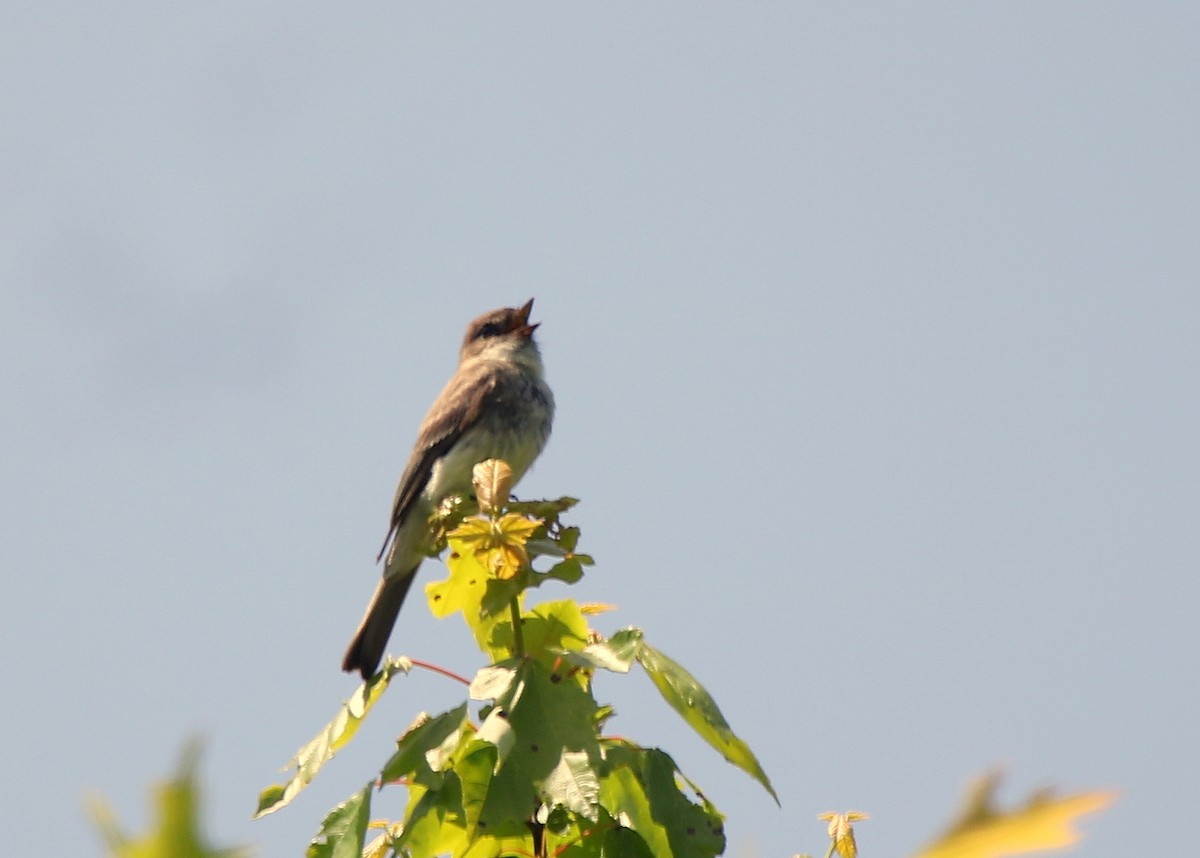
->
[341, 571, 418, 680]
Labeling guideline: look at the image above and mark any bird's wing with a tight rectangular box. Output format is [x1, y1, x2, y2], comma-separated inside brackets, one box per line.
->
[377, 366, 497, 562]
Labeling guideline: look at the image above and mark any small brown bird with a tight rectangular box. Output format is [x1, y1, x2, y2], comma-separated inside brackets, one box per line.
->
[341, 299, 555, 679]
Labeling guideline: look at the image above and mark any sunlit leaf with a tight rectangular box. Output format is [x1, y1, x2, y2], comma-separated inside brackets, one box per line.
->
[426, 546, 496, 647]
[598, 744, 725, 858]
[379, 704, 469, 785]
[361, 821, 403, 858]
[553, 626, 643, 674]
[472, 459, 514, 514]
[433, 511, 547, 649]
[457, 739, 501, 836]
[469, 663, 519, 701]
[305, 784, 371, 858]
[521, 600, 590, 659]
[636, 642, 777, 803]
[449, 512, 541, 580]
[255, 660, 407, 818]
[468, 659, 604, 831]
[391, 776, 470, 858]
[819, 811, 869, 858]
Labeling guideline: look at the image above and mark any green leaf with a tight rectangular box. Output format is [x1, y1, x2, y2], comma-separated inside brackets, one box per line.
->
[429, 540, 521, 655]
[598, 745, 725, 858]
[541, 556, 590, 584]
[467, 659, 604, 834]
[544, 806, 655, 858]
[606, 627, 646, 663]
[508, 496, 580, 524]
[255, 659, 407, 818]
[457, 739, 501, 836]
[480, 570, 530, 618]
[543, 750, 602, 820]
[379, 704, 470, 785]
[553, 627, 643, 674]
[526, 530, 587, 561]
[392, 775, 470, 858]
[305, 784, 371, 858]
[636, 642, 778, 804]
[515, 599, 591, 663]
[593, 825, 658, 857]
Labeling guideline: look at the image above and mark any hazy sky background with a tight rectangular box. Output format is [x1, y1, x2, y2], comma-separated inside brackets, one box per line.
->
[2, 4, 1196, 856]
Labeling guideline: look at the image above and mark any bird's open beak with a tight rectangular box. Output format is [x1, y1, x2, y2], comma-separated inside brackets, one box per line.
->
[512, 298, 539, 337]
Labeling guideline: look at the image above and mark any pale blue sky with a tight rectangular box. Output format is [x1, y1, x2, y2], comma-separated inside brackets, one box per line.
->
[2, 4, 1197, 856]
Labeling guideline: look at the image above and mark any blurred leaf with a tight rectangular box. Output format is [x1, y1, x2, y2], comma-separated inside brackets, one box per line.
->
[255, 660, 406, 818]
[914, 773, 1115, 858]
[88, 740, 248, 858]
[579, 602, 617, 615]
[305, 784, 371, 858]
[636, 641, 777, 803]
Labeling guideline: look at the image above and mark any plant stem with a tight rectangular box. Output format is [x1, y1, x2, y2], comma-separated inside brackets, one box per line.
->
[408, 658, 472, 686]
[510, 596, 524, 656]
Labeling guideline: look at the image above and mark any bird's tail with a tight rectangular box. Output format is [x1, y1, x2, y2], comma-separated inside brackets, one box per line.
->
[341, 570, 418, 680]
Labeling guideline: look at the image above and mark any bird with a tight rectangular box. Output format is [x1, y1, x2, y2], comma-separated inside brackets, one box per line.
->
[341, 299, 555, 679]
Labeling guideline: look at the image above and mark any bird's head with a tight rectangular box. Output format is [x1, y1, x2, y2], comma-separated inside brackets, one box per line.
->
[460, 299, 542, 362]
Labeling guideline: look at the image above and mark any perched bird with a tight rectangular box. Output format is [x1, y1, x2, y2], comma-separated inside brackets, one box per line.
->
[341, 299, 555, 679]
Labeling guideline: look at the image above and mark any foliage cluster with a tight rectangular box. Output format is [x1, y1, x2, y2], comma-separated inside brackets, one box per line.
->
[92, 461, 1114, 858]
[256, 461, 775, 857]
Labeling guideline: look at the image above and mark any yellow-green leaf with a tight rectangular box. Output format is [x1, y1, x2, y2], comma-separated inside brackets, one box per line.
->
[636, 642, 777, 804]
[914, 774, 1115, 858]
[305, 784, 372, 858]
[447, 513, 541, 582]
[254, 660, 407, 818]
